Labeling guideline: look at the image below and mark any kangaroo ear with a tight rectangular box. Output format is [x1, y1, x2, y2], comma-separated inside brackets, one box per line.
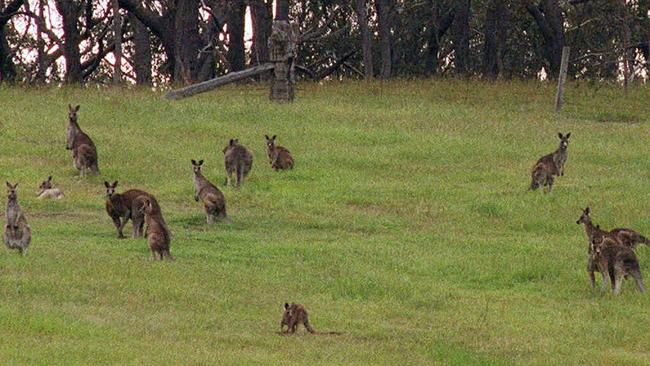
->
[235, 139, 239, 144]
[558, 132, 563, 139]
[284, 303, 289, 310]
[265, 134, 269, 140]
[566, 132, 571, 139]
[585, 207, 590, 214]
[191, 159, 196, 165]
[104, 181, 110, 188]
[68, 104, 73, 111]
[112, 181, 118, 188]
[74, 105, 80, 112]
[48, 176, 52, 181]
[198, 159, 204, 165]
[272, 135, 277, 140]
[6, 182, 10, 188]
[229, 139, 235, 146]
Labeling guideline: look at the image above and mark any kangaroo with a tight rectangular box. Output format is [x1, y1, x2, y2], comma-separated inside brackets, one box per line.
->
[576, 207, 650, 249]
[191, 159, 230, 224]
[37, 176, 64, 199]
[529, 132, 570, 192]
[104, 181, 160, 239]
[66, 104, 99, 177]
[138, 197, 173, 260]
[3, 182, 31, 255]
[280, 303, 342, 335]
[223, 138, 253, 187]
[590, 237, 644, 295]
[265, 135, 294, 170]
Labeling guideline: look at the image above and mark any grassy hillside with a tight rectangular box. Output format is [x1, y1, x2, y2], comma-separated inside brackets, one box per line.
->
[0, 80, 649, 365]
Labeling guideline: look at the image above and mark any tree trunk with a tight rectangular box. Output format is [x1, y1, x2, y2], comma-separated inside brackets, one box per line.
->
[275, 0, 289, 21]
[451, 0, 471, 75]
[482, 0, 508, 79]
[227, 0, 246, 72]
[425, 2, 454, 75]
[637, 0, 649, 74]
[173, 0, 201, 83]
[618, 0, 632, 94]
[249, 0, 272, 66]
[376, 0, 392, 79]
[355, 0, 373, 80]
[527, 0, 565, 76]
[0, 0, 25, 83]
[130, 13, 152, 86]
[55, 0, 83, 83]
[112, 0, 122, 84]
[35, 0, 46, 82]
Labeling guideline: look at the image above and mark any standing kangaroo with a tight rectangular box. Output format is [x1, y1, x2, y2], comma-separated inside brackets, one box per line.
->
[280, 303, 342, 335]
[3, 182, 31, 255]
[590, 237, 645, 295]
[104, 181, 160, 239]
[265, 135, 294, 170]
[138, 197, 173, 260]
[37, 176, 65, 199]
[223, 138, 253, 187]
[576, 207, 650, 250]
[66, 104, 99, 177]
[529, 132, 570, 192]
[191, 159, 230, 224]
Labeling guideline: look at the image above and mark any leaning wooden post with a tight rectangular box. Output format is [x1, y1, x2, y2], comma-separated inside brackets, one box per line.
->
[554, 46, 570, 113]
[268, 21, 298, 102]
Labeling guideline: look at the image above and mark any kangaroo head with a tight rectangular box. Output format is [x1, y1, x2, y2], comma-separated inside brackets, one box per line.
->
[6, 181, 18, 201]
[66, 104, 81, 150]
[281, 302, 293, 326]
[576, 207, 591, 225]
[104, 181, 118, 198]
[558, 132, 570, 150]
[265, 135, 277, 150]
[191, 159, 204, 175]
[222, 138, 239, 154]
[38, 176, 53, 194]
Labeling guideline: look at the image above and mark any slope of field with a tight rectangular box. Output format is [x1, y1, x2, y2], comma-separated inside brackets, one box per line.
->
[0, 80, 649, 365]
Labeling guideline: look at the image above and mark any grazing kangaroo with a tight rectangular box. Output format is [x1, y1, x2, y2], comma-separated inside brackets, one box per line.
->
[37, 176, 64, 199]
[280, 303, 342, 335]
[265, 135, 294, 170]
[191, 159, 230, 224]
[529, 132, 570, 192]
[138, 197, 173, 260]
[590, 237, 644, 295]
[3, 182, 31, 255]
[104, 181, 159, 239]
[223, 139, 253, 187]
[66, 104, 99, 177]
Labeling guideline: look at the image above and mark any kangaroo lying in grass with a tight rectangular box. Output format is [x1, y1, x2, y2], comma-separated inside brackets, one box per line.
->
[3, 182, 31, 255]
[265, 135, 294, 170]
[105, 181, 160, 239]
[191, 159, 230, 224]
[138, 196, 173, 261]
[590, 237, 644, 295]
[223, 139, 253, 187]
[529, 132, 570, 192]
[66, 105, 99, 177]
[37, 176, 64, 199]
[280, 303, 342, 335]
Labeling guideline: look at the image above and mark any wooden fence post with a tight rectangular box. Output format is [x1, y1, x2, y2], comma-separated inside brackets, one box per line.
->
[555, 46, 570, 113]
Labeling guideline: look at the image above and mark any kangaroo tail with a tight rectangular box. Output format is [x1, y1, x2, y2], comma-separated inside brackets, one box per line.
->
[304, 321, 317, 334]
[236, 161, 243, 187]
[631, 270, 645, 293]
[164, 250, 175, 261]
[640, 235, 650, 247]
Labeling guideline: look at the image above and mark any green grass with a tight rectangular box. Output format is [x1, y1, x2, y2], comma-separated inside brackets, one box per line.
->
[0, 79, 649, 365]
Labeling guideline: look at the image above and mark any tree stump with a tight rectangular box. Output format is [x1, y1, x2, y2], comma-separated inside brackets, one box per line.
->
[268, 20, 298, 102]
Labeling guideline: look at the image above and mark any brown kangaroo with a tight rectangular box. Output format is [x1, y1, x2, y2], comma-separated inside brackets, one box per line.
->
[191, 159, 230, 224]
[529, 132, 570, 192]
[138, 196, 173, 260]
[223, 139, 253, 187]
[104, 181, 160, 239]
[576, 207, 650, 249]
[280, 303, 342, 335]
[66, 105, 99, 177]
[37, 176, 64, 199]
[590, 237, 644, 295]
[3, 182, 31, 255]
[265, 135, 294, 170]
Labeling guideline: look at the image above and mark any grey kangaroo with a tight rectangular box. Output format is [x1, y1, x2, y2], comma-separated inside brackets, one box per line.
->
[191, 159, 230, 224]
[37, 176, 64, 199]
[590, 237, 644, 295]
[3, 182, 31, 255]
[104, 181, 161, 239]
[530, 132, 570, 192]
[137, 196, 173, 260]
[280, 303, 342, 335]
[222, 138, 253, 187]
[265, 135, 294, 170]
[66, 104, 99, 177]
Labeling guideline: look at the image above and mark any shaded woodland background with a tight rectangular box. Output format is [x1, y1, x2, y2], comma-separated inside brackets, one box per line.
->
[0, 0, 648, 86]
